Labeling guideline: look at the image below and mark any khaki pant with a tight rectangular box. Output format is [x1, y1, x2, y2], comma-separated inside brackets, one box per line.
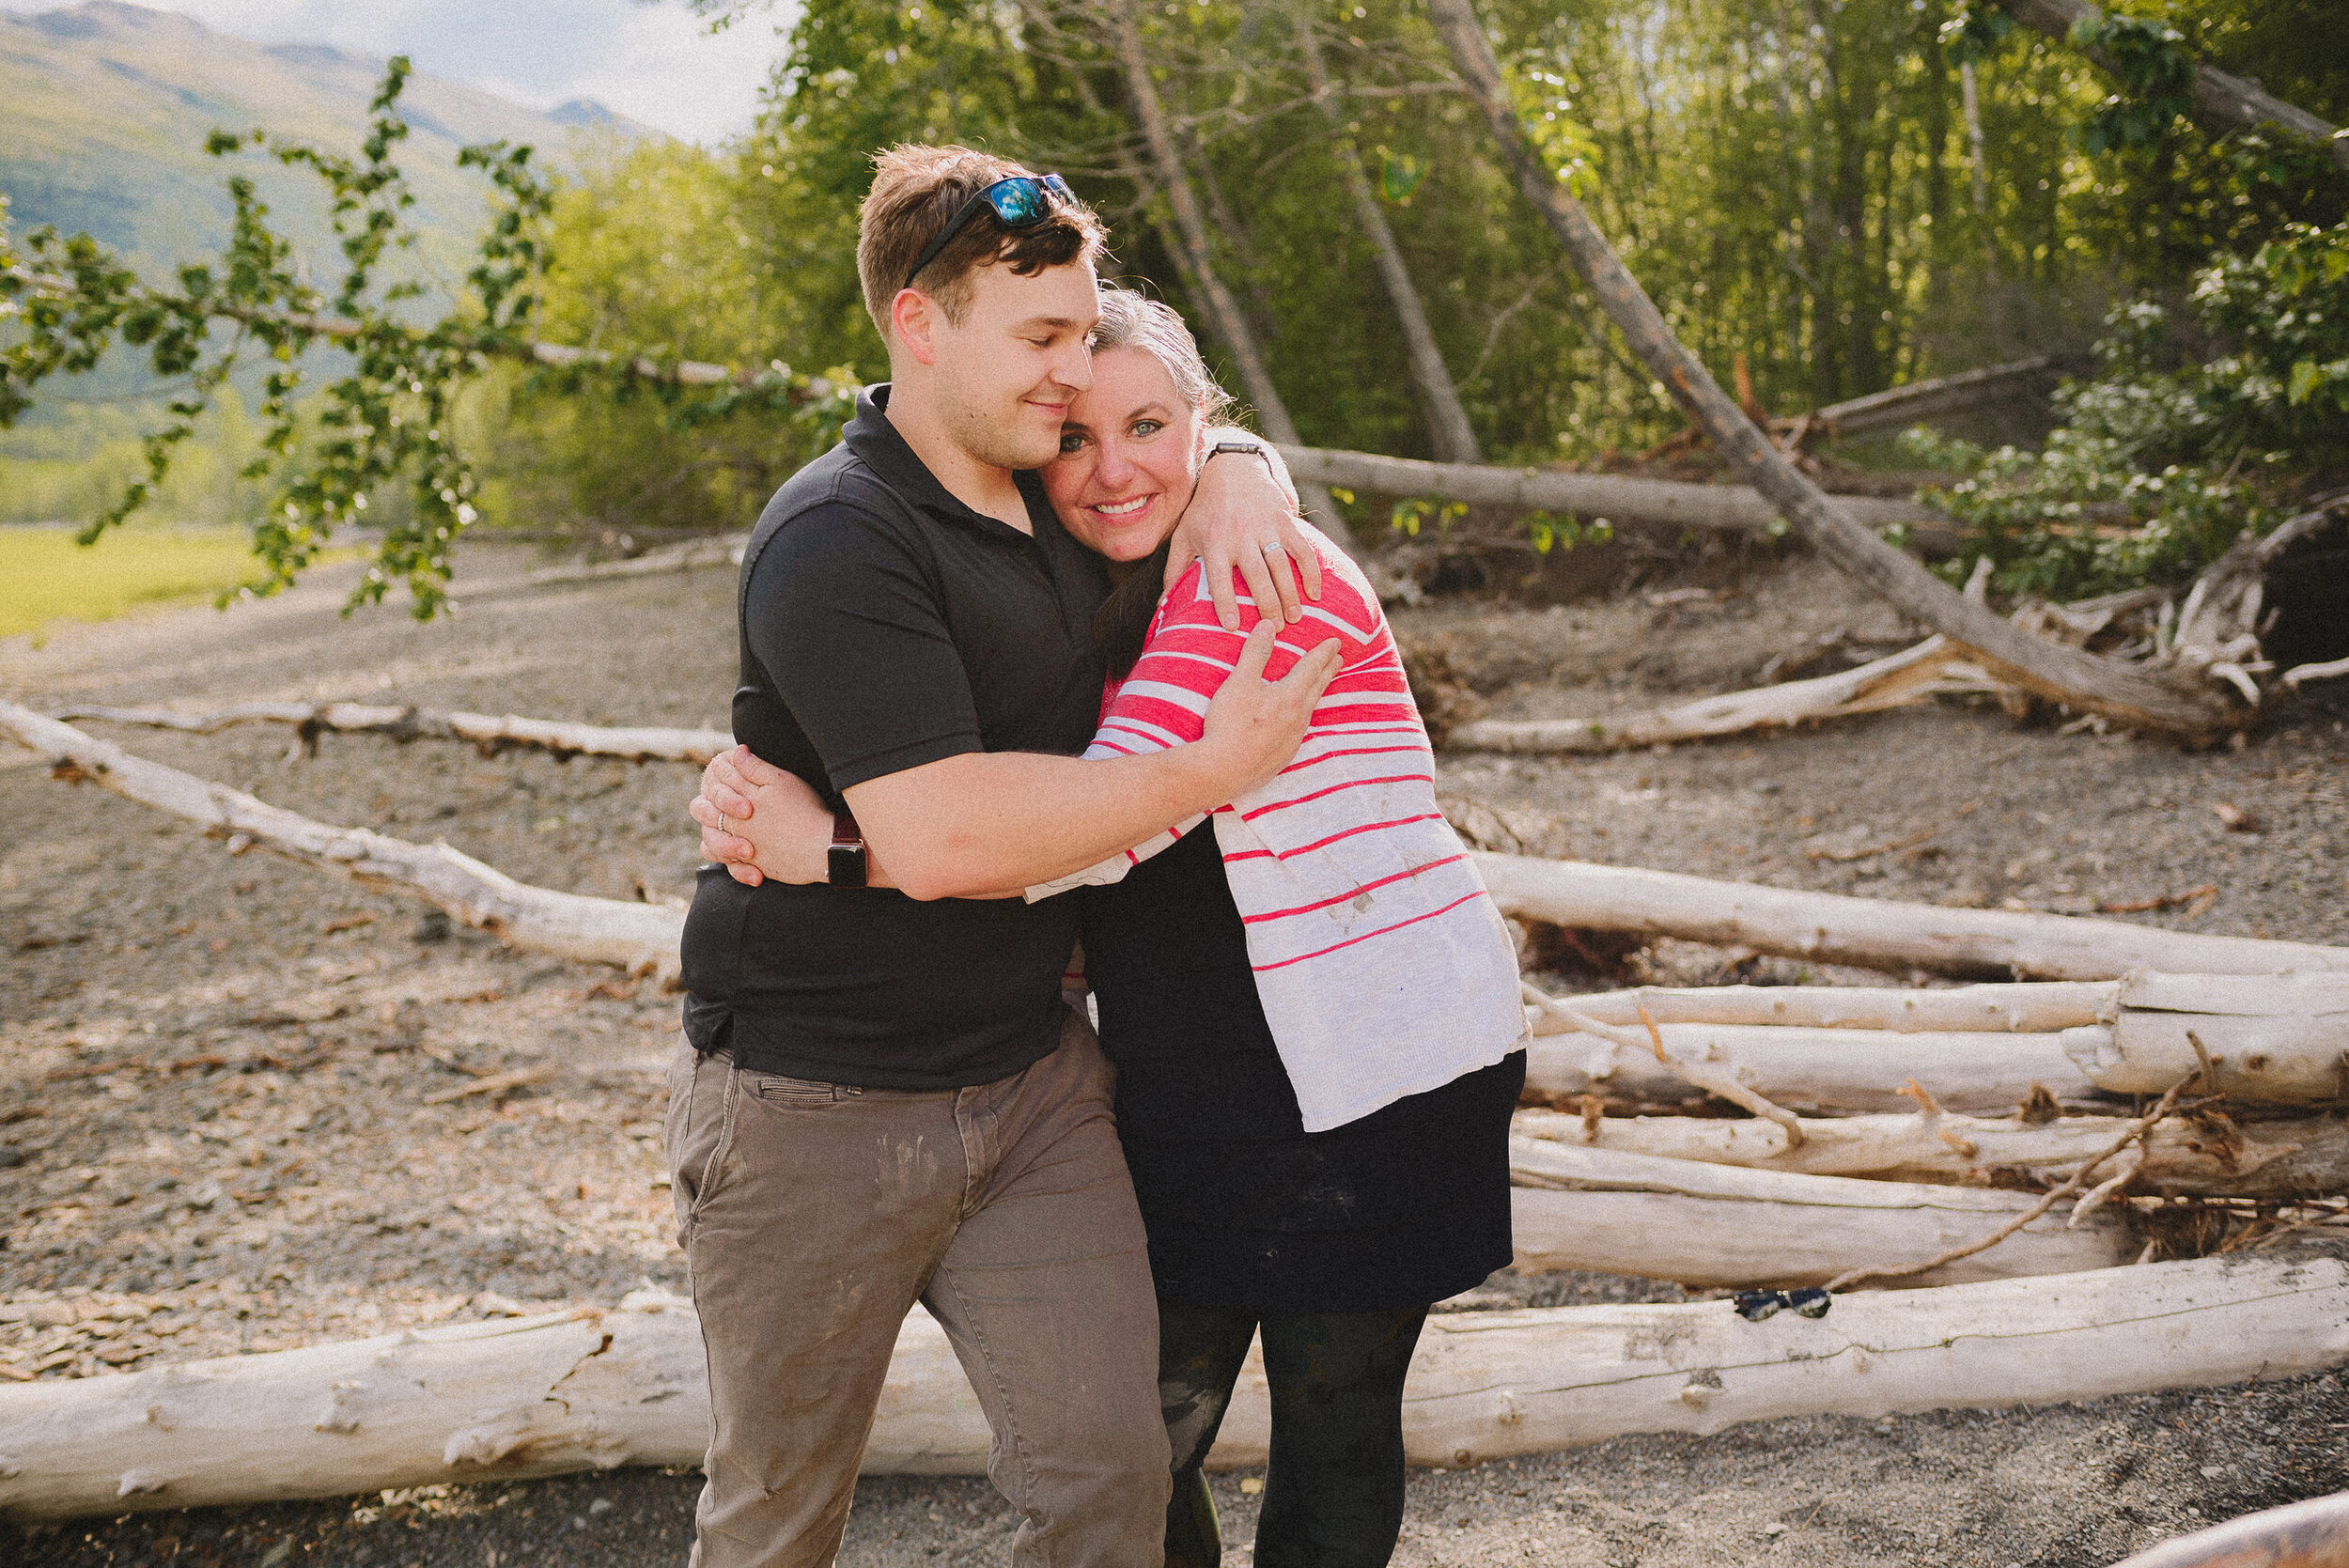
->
[667, 1010, 1171, 1568]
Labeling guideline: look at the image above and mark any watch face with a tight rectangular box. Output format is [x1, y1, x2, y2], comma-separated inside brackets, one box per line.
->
[828, 843, 868, 888]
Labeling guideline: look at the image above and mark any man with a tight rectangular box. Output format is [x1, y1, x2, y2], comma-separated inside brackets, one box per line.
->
[668, 144, 1338, 1568]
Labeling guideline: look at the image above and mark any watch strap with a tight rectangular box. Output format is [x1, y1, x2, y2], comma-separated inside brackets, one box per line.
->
[828, 806, 867, 889]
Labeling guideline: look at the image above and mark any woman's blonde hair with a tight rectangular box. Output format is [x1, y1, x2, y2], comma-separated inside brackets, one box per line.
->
[1091, 285, 1235, 424]
[1084, 287, 1246, 681]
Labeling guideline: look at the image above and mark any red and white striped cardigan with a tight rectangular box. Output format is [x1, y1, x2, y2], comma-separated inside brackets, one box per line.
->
[1029, 534, 1529, 1132]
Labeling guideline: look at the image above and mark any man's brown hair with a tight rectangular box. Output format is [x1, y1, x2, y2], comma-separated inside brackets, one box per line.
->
[857, 144, 1108, 340]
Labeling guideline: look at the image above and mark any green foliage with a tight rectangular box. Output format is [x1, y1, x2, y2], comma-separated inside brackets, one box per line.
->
[1908, 219, 2346, 599]
[483, 134, 858, 536]
[0, 59, 550, 614]
[8, 0, 2348, 605]
[2071, 12, 2198, 156]
[1, 60, 853, 615]
[1938, 4, 2013, 67]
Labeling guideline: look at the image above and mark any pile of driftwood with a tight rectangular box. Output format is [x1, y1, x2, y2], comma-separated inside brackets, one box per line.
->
[3, 694, 2348, 1520]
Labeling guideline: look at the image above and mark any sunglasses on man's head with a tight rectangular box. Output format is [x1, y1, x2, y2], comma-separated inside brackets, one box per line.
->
[901, 174, 1079, 292]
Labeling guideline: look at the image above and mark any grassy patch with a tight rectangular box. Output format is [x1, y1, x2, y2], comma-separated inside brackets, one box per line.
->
[0, 526, 347, 641]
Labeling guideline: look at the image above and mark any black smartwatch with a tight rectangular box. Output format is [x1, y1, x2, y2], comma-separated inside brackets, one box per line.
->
[828, 807, 867, 888]
[1206, 438, 1271, 467]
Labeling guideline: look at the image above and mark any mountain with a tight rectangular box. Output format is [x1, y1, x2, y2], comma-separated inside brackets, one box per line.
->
[0, 1, 661, 281]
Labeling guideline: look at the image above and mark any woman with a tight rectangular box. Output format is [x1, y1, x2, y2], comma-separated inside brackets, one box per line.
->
[697, 287, 1528, 1568]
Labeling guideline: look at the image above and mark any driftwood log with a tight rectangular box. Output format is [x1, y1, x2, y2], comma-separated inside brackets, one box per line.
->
[453, 536, 743, 602]
[2108, 1490, 2349, 1568]
[52, 702, 734, 766]
[1533, 980, 2113, 1033]
[4, 1256, 2343, 1519]
[1447, 636, 2001, 754]
[2065, 972, 2349, 1101]
[11, 705, 2345, 1004]
[1523, 1017, 2093, 1113]
[1479, 853, 2349, 981]
[1274, 444, 1955, 548]
[1512, 1107, 2340, 1198]
[1806, 357, 2064, 444]
[1508, 1140, 2129, 1287]
[0, 703, 685, 979]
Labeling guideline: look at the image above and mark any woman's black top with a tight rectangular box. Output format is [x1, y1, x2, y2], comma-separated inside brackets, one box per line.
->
[1079, 825, 1523, 1314]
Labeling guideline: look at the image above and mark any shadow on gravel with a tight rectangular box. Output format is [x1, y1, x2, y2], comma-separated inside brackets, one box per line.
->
[0, 1468, 701, 1568]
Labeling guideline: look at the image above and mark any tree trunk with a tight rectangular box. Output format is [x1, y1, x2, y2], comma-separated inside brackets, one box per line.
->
[1422, 0, 2240, 741]
[1513, 1106, 2335, 1197]
[1523, 1020, 2094, 1114]
[1997, 0, 2349, 174]
[1532, 979, 2114, 1033]
[1447, 636, 2001, 754]
[1106, 2, 1348, 543]
[8, 1259, 2343, 1517]
[453, 535, 744, 601]
[1508, 1140, 2130, 1288]
[0, 703, 685, 979]
[1293, 8, 1481, 465]
[0, 1292, 719, 1521]
[1476, 852, 2349, 981]
[2062, 971, 2349, 1101]
[2110, 1491, 2349, 1568]
[1276, 443, 1956, 546]
[51, 702, 734, 766]
[1812, 356, 2063, 442]
[1401, 1253, 2349, 1467]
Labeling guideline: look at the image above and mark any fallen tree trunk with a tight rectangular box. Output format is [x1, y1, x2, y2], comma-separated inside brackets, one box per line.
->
[0, 703, 684, 979]
[1998, 0, 2349, 175]
[1447, 636, 2002, 754]
[1523, 1018, 2094, 1113]
[2110, 1490, 2349, 1568]
[1477, 852, 2349, 981]
[1532, 979, 2115, 1033]
[453, 536, 743, 603]
[1425, 0, 2239, 741]
[1809, 356, 2066, 444]
[1508, 1139, 2130, 1287]
[52, 702, 734, 766]
[1275, 443, 1955, 547]
[2064, 971, 2349, 1102]
[1511, 1106, 2337, 1197]
[7, 1257, 2343, 1518]
[1407, 1253, 2349, 1466]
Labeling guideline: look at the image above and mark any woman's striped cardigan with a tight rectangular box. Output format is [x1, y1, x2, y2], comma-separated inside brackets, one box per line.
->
[1029, 535, 1528, 1133]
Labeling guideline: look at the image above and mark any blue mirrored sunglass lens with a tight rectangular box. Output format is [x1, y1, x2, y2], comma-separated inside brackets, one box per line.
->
[988, 179, 1050, 225]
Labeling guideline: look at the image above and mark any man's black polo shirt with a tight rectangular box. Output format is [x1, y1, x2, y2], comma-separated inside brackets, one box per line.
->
[678, 384, 1112, 1089]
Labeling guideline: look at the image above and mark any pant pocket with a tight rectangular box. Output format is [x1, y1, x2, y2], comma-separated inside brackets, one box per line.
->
[741, 1069, 865, 1108]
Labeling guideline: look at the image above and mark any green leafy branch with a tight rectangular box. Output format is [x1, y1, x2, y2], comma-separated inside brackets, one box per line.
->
[2070, 11, 2198, 157]
[0, 61, 853, 618]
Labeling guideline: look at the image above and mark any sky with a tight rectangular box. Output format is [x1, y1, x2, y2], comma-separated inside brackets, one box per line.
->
[1, 0, 794, 144]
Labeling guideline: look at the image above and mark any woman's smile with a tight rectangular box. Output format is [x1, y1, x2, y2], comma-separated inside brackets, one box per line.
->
[1088, 491, 1160, 522]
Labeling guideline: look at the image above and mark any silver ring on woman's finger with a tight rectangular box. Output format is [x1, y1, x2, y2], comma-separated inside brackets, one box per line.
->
[1261, 541, 1285, 555]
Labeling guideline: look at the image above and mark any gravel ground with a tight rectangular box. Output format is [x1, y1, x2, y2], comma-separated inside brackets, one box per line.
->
[2, 540, 2346, 1565]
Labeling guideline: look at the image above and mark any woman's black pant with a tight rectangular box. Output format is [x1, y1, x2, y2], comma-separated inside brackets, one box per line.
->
[1157, 1299, 1430, 1568]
